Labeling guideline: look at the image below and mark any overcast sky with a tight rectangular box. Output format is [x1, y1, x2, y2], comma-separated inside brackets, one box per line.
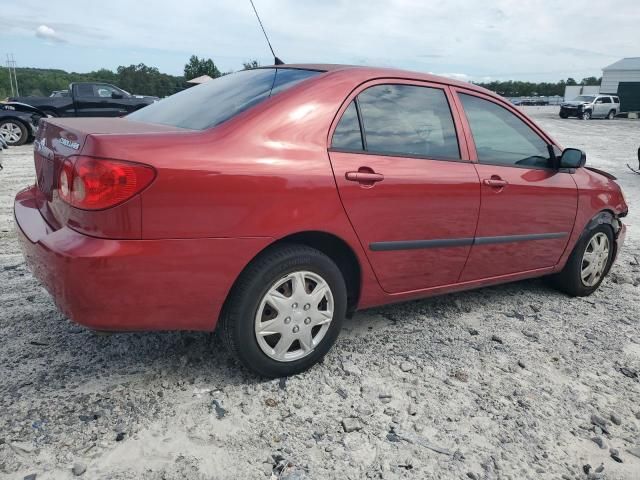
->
[0, 0, 637, 81]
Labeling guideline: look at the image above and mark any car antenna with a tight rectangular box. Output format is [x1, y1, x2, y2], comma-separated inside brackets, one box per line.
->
[249, 0, 284, 65]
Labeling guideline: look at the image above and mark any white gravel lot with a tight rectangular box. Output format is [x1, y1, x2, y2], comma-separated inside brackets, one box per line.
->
[1, 107, 639, 480]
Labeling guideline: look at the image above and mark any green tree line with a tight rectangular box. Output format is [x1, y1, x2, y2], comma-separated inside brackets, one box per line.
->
[1, 56, 600, 100]
[473, 77, 601, 97]
[0, 56, 260, 100]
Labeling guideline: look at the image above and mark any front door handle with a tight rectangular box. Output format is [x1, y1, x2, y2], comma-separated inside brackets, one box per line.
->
[345, 171, 384, 184]
[483, 177, 508, 188]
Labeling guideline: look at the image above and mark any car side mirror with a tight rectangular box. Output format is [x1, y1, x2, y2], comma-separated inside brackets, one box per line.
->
[559, 148, 586, 169]
[111, 93, 124, 99]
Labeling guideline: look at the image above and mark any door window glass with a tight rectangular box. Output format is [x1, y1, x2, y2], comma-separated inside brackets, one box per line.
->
[599, 97, 612, 103]
[356, 84, 460, 159]
[459, 93, 551, 168]
[331, 101, 363, 150]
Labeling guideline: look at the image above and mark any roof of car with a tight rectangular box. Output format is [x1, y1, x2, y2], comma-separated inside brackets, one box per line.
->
[267, 63, 494, 96]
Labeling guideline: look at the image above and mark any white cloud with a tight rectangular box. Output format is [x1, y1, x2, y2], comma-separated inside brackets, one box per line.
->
[3, 0, 638, 80]
[35, 24, 65, 43]
[436, 73, 472, 82]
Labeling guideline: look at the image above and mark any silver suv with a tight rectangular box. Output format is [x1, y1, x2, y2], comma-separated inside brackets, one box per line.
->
[559, 95, 620, 120]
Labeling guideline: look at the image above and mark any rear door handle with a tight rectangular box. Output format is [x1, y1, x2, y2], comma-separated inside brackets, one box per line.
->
[483, 177, 508, 188]
[345, 171, 384, 183]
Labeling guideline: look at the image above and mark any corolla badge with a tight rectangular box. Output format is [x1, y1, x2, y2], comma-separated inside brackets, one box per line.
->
[59, 137, 80, 150]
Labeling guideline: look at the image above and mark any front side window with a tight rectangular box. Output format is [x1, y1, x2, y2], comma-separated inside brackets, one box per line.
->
[95, 85, 123, 98]
[355, 84, 460, 159]
[459, 93, 551, 169]
[598, 97, 612, 104]
[127, 68, 321, 130]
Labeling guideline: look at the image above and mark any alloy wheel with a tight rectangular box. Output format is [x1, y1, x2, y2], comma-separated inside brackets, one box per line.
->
[254, 270, 334, 362]
[581, 232, 610, 287]
[0, 122, 23, 144]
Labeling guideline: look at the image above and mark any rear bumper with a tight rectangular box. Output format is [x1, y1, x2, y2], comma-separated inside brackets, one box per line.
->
[15, 186, 271, 331]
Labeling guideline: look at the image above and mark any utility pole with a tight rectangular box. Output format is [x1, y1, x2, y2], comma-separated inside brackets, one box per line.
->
[6, 54, 19, 97]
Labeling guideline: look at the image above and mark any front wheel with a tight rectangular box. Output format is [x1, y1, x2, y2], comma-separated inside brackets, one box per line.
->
[581, 110, 592, 120]
[559, 112, 569, 119]
[219, 244, 347, 377]
[550, 225, 614, 296]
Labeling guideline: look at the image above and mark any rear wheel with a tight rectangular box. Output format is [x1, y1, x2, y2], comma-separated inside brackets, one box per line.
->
[550, 225, 614, 296]
[0, 119, 28, 146]
[219, 244, 347, 377]
[607, 110, 616, 120]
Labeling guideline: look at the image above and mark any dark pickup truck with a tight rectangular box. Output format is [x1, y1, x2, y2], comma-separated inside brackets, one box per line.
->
[10, 82, 157, 118]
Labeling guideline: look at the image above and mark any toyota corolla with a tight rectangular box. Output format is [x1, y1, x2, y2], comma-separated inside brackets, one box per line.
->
[14, 65, 628, 377]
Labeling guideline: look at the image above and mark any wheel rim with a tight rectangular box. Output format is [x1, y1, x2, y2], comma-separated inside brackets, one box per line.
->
[255, 270, 334, 362]
[0, 122, 23, 143]
[581, 232, 610, 287]
[609, 111, 614, 119]
[583, 112, 591, 120]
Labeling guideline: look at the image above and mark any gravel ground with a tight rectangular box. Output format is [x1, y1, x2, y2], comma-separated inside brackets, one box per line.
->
[1, 107, 639, 480]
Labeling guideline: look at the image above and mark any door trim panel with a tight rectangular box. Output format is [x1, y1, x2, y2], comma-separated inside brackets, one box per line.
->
[370, 231, 567, 251]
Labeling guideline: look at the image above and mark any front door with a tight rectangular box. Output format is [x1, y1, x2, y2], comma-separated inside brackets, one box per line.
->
[328, 82, 480, 293]
[453, 90, 578, 282]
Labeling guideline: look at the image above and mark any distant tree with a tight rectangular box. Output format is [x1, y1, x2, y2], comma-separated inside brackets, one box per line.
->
[184, 55, 221, 80]
[566, 77, 578, 86]
[242, 60, 260, 70]
[580, 76, 600, 86]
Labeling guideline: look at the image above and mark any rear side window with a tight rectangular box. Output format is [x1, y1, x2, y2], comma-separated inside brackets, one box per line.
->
[613, 96, 620, 103]
[356, 84, 460, 159]
[127, 68, 321, 130]
[460, 93, 551, 169]
[332, 102, 363, 151]
[75, 84, 94, 97]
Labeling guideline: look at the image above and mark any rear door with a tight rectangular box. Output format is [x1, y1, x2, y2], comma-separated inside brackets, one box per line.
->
[452, 89, 578, 282]
[73, 84, 123, 117]
[328, 81, 480, 293]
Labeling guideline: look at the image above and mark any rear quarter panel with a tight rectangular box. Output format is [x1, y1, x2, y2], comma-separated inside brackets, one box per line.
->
[88, 72, 386, 308]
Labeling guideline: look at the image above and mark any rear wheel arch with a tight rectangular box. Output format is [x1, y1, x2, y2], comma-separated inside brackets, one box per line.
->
[220, 231, 362, 327]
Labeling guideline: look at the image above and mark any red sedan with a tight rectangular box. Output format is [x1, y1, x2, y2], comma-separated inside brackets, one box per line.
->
[14, 65, 628, 377]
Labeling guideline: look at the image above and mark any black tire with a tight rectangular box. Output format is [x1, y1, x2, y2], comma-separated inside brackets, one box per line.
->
[0, 119, 28, 146]
[607, 110, 616, 120]
[219, 244, 347, 378]
[550, 224, 614, 296]
[581, 110, 592, 120]
[559, 112, 568, 119]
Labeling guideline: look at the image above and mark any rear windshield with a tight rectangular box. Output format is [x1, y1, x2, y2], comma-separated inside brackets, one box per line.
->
[127, 68, 321, 130]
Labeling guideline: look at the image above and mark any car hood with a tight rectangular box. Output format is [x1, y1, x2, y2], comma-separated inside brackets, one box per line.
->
[562, 100, 588, 106]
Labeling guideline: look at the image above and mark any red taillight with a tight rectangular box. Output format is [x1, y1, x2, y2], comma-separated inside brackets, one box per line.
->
[59, 159, 74, 203]
[57, 156, 155, 210]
